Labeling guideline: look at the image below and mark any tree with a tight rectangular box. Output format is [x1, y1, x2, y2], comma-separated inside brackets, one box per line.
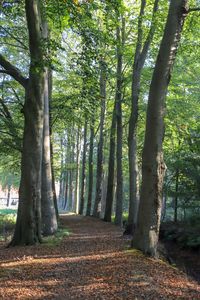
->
[103, 103, 116, 222]
[132, 0, 188, 256]
[41, 21, 58, 236]
[93, 59, 106, 218]
[11, 0, 46, 245]
[114, 14, 125, 226]
[1, 0, 199, 251]
[86, 119, 95, 216]
[49, 70, 59, 219]
[79, 121, 87, 215]
[104, 2, 125, 223]
[127, 0, 159, 234]
[74, 127, 81, 214]
[41, 70, 58, 234]
[0, 0, 59, 245]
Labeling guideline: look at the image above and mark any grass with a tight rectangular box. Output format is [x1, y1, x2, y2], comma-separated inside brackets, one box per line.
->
[0, 208, 17, 215]
[43, 227, 70, 246]
[124, 248, 144, 257]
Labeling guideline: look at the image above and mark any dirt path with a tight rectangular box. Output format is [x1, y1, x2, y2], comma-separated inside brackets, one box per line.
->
[0, 215, 199, 299]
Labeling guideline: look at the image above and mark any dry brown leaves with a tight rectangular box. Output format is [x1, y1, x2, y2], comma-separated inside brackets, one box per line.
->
[0, 215, 199, 299]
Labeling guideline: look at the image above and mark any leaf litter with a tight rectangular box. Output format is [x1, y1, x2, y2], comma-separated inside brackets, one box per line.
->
[0, 215, 199, 299]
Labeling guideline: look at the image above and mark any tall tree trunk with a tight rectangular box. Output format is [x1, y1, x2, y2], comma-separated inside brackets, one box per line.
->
[86, 121, 94, 216]
[79, 121, 87, 215]
[68, 129, 75, 211]
[68, 132, 73, 211]
[63, 133, 69, 210]
[58, 137, 65, 206]
[10, 0, 45, 245]
[132, 0, 188, 257]
[161, 189, 167, 222]
[75, 127, 81, 214]
[50, 136, 58, 218]
[100, 170, 108, 218]
[103, 104, 116, 222]
[68, 169, 73, 211]
[128, 0, 159, 234]
[50, 138, 58, 217]
[41, 21, 57, 235]
[41, 66, 58, 236]
[93, 59, 106, 217]
[115, 18, 125, 226]
[6, 184, 11, 207]
[64, 170, 69, 210]
[49, 70, 59, 220]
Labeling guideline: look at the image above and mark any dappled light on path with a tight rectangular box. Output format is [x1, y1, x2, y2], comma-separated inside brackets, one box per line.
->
[0, 215, 199, 299]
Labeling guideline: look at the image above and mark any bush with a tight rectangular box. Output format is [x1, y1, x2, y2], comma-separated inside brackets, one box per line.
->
[0, 212, 16, 241]
[160, 221, 200, 250]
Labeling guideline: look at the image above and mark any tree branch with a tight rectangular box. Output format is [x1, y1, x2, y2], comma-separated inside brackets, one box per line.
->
[0, 42, 27, 50]
[8, 84, 24, 108]
[0, 98, 12, 120]
[0, 54, 28, 88]
[188, 7, 200, 13]
[0, 26, 29, 50]
[140, 0, 159, 67]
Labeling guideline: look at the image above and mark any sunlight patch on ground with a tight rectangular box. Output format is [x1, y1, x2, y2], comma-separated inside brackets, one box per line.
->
[1, 250, 124, 269]
[59, 212, 76, 216]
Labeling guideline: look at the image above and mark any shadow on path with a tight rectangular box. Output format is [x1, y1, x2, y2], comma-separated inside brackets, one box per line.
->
[0, 214, 199, 299]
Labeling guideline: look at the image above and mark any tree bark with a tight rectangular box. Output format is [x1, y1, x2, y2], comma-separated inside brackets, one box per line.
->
[75, 127, 81, 214]
[6, 184, 11, 207]
[79, 121, 87, 215]
[50, 140, 58, 218]
[93, 59, 106, 217]
[41, 66, 58, 236]
[70, 130, 76, 211]
[132, 0, 188, 257]
[103, 104, 116, 222]
[100, 170, 108, 218]
[62, 133, 69, 210]
[10, 0, 45, 245]
[68, 131, 74, 211]
[86, 121, 94, 216]
[49, 70, 59, 220]
[115, 18, 125, 226]
[58, 137, 65, 206]
[161, 189, 167, 222]
[128, 0, 159, 234]
[64, 170, 69, 210]
[68, 169, 73, 211]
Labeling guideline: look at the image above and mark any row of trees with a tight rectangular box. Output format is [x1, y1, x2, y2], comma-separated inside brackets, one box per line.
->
[0, 0, 200, 256]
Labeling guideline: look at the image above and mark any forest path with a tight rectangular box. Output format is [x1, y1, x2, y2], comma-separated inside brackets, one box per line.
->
[0, 214, 199, 299]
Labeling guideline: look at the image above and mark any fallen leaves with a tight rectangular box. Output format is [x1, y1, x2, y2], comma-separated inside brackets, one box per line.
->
[0, 215, 199, 299]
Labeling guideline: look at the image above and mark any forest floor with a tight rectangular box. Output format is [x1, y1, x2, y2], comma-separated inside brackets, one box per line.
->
[0, 214, 199, 300]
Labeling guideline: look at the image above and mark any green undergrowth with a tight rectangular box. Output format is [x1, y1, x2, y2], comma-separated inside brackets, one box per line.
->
[0, 209, 70, 246]
[160, 216, 200, 250]
[0, 209, 17, 215]
[111, 212, 128, 223]
[0, 210, 17, 241]
[42, 227, 70, 247]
